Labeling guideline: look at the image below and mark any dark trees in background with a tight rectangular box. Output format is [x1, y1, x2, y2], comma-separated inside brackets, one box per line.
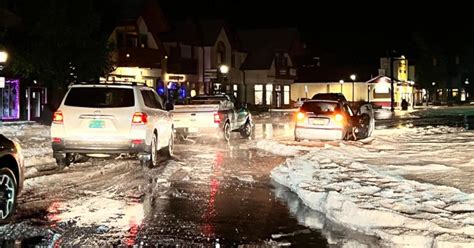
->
[413, 32, 474, 101]
[2, 0, 113, 108]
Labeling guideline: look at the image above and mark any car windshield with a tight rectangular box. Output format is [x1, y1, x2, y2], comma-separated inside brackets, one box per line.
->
[64, 87, 134, 108]
[301, 101, 340, 114]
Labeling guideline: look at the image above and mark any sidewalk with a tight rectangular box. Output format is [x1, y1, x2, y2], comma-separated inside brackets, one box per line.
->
[1, 120, 36, 126]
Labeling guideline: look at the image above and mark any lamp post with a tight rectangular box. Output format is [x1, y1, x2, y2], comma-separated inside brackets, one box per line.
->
[339, 79, 344, 93]
[350, 74, 356, 103]
[432, 82, 436, 102]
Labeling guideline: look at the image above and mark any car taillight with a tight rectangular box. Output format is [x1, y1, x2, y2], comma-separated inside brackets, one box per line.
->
[132, 112, 148, 124]
[214, 113, 221, 124]
[334, 113, 344, 125]
[53, 111, 64, 124]
[52, 137, 62, 143]
[296, 111, 307, 122]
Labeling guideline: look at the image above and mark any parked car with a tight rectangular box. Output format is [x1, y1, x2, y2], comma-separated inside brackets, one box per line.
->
[172, 94, 253, 142]
[295, 95, 374, 141]
[51, 83, 174, 168]
[0, 134, 24, 222]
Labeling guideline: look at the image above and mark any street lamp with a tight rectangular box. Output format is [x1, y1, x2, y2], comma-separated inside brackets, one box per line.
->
[350, 74, 356, 103]
[218, 65, 229, 94]
[219, 65, 229, 74]
[0, 51, 8, 63]
[339, 79, 344, 93]
[465, 78, 469, 85]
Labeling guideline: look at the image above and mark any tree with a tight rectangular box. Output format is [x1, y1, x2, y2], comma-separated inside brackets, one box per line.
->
[413, 32, 474, 101]
[3, 0, 113, 107]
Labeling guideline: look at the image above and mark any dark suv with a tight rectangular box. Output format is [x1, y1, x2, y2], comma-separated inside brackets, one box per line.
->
[0, 134, 24, 222]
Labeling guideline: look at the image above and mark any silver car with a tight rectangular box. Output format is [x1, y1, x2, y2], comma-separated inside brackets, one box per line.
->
[294, 99, 374, 141]
[51, 83, 174, 168]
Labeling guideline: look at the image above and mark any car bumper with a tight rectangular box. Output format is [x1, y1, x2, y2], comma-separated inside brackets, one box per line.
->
[52, 138, 150, 154]
[295, 126, 344, 140]
[174, 126, 223, 138]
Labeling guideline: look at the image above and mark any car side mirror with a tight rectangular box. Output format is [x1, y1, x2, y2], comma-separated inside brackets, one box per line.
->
[165, 102, 174, 111]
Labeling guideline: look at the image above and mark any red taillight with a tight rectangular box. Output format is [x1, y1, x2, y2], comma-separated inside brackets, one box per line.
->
[52, 137, 62, 143]
[132, 112, 148, 124]
[214, 113, 221, 124]
[53, 111, 63, 124]
[131, 139, 144, 145]
[296, 111, 307, 122]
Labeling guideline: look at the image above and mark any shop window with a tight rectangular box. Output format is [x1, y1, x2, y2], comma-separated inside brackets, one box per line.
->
[284, 85, 290, 105]
[254, 85, 263, 105]
[266, 84, 273, 105]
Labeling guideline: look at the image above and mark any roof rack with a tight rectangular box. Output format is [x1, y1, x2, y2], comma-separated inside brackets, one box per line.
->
[68, 80, 145, 87]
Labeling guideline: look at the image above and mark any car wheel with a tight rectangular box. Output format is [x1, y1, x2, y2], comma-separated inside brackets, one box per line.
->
[223, 122, 231, 142]
[0, 168, 17, 223]
[240, 121, 252, 138]
[56, 153, 72, 169]
[143, 134, 158, 168]
[161, 132, 174, 158]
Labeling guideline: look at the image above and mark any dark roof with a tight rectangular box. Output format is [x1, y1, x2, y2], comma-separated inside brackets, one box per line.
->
[238, 28, 300, 70]
[240, 50, 275, 70]
[160, 20, 231, 47]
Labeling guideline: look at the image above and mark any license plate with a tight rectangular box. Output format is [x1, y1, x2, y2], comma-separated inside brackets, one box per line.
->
[312, 119, 326, 126]
[89, 120, 105, 128]
[188, 127, 198, 133]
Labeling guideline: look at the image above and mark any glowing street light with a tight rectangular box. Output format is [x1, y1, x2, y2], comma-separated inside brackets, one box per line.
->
[0, 51, 8, 63]
[465, 78, 469, 85]
[219, 64, 229, 74]
[339, 79, 344, 93]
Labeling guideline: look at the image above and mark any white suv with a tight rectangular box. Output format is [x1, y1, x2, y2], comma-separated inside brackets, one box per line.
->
[51, 83, 174, 167]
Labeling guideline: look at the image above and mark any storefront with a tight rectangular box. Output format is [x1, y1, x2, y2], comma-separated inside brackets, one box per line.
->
[1, 79, 20, 120]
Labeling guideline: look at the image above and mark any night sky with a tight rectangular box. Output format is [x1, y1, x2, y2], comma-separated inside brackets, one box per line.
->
[157, 0, 417, 67]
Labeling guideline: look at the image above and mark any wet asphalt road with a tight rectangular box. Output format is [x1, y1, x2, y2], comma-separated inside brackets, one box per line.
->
[0, 120, 331, 247]
[1, 113, 469, 247]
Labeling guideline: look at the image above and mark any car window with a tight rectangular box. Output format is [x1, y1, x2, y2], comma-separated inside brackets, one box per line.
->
[64, 87, 134, 108]
[151, 91, 164, 110]
[141, 90, 164, 109]
[301, 101, 340, 114]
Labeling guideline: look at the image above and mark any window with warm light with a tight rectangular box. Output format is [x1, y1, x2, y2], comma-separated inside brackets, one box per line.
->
[266, 84, 273, 105]
[254, 85, 263, 105]
[284, 85, 290, 105]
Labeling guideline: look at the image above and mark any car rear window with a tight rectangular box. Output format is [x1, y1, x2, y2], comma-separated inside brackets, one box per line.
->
[64, 87, 134, 108]
[301, 102, 340, 114]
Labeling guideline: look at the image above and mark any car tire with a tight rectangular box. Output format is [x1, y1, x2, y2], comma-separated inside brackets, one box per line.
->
[240, 121, 252, 139]
[56, 153, 72, 169]
[142, 134, 158, 168]
[161, 132, 174, 158]
[223, 121, 231, 142]
[0, 168, 18, 223]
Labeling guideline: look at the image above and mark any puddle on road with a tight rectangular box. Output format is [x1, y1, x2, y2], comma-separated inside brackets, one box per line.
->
[136, 146, 327, 246]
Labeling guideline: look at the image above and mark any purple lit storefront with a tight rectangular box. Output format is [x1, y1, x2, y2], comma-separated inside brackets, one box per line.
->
[1, 79, 20, 120]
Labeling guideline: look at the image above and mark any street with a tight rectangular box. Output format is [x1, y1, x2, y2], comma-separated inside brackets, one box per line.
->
[0, 110, 473, 247]
[0, 118, 330, 247]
